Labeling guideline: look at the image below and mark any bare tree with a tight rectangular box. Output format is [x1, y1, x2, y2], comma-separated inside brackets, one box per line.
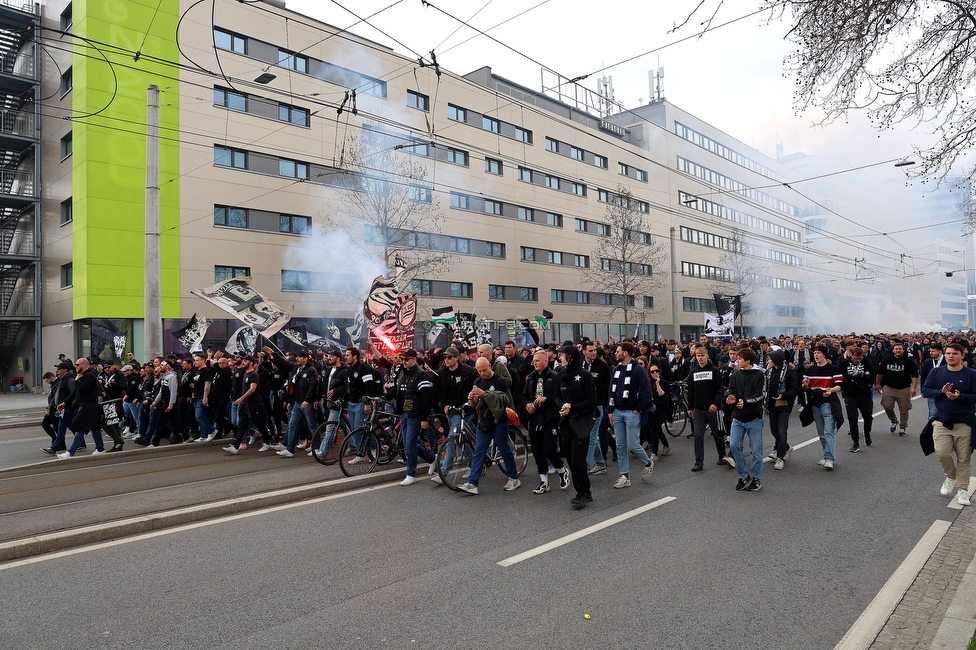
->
[336, 133, 455, 285]
[582, 185, 666, 330]
[709, 228, 764, 331]
[675, 1, 976, 198]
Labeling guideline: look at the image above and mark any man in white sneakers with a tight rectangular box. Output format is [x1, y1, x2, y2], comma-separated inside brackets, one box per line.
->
[922, 343, 976, 506]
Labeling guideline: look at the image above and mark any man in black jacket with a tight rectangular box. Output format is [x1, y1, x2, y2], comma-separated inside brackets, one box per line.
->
[687, 346, 734, 472]
[876, 342, 918, 436]
[523, 350, 569, 495]
[840, 347, 876, 452]
[266, 348, 319, 457]
[582, 340, 612, 475]
[57, 358, 106, 458]
[313, 348, 348, 458]
[345, 347, 379, 432]
[725, 348, 765, 491]
[386, 348, 435, 485]
[555, 345, 598, 509]
[432, 347, 476, 485]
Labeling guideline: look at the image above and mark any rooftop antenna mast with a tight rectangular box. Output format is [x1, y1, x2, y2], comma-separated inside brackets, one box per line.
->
[649, 55, 665, 102]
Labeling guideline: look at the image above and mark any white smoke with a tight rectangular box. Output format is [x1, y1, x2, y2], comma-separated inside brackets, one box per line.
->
[285, 227, 386, 305]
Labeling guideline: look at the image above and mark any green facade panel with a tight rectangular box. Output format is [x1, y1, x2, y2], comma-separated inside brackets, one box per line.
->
[73, 0, 181, 319]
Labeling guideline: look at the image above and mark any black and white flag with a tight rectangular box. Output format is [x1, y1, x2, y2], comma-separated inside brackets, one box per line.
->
[173, 314, 210, 352]
[191, 277, 291, 337]
[713, 294, 742, 319]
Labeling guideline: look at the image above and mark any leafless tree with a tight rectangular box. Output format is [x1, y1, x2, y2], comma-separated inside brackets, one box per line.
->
[709, 228, 764, 330]
[336, 133, 455, 286]
[675, 1, 976, 198]
[581, 185, 666, 330]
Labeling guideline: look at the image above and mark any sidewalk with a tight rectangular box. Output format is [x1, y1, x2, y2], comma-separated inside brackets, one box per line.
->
[869, 504, 976, 649]
[0, 392, 48, 428]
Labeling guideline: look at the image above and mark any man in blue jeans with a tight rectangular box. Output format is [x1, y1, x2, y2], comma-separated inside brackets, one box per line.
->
[606, 342, 655, 489]
[803, 345, 844, 471]
[725, 347, 765, 491]
[385, 348, 436, 486]
[459, 358, 519, 494]
[265, 348, 319, 458]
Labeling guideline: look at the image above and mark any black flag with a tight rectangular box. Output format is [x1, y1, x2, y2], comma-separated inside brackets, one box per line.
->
[520, 318, 540, 345]
[713, 294, 742, 318]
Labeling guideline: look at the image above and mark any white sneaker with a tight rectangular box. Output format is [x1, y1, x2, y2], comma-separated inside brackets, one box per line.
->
[824, 460, 834, 470]
[223, 445, 238, 455]
[276, 449, 294, 458]
[817, 458, 827, 466]
[958, 490, 971, 506]
[248, 435, 258, 446]
[205, 433, 217, 442]
[503, 478, 521, 491]
[613, 475, 631, 489]
[56, 451, 72, 459]
[722, 456, 736, 468]
[272, 442, 285, 451]
[430, 474, 443, 485]
[307, 451, 314, 457]
[428, 462, 437, 475]
[774, 458, 785, 470]
[348, 455, 367, 465]
[91, 449, 106, 456]
[641, 463, 654, 481]
[941, 477, 957, 496]
[458, 482, 479, 495]
[400, 476, 418, 486]
[259, 444, 272, 452]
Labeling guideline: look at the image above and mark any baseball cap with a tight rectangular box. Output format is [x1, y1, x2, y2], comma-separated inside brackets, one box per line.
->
[401, 348, 418, 359]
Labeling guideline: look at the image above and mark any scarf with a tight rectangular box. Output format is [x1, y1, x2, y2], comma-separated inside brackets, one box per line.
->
[608, 362, 634, 408]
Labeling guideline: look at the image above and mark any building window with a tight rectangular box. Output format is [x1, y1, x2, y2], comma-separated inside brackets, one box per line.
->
[451, 282, 472, 298]
[545, 175, 559, 190]
[547, 251, 563, 265]
[214, 145, 245, 169]
[552, 289, 564, 303]
[485, 158, 502, 175]
[281, 270, 330, 292]
[60, 132, 72, 160]
[449, 237, 470, 254]
[571, 182, 586, 197]
[279, 158, 308, 179]
[644, 296, 654, 309]
[448, 104, 467, 122]
[598, 189, 609, 203]
[278, 104, 309, 126]
[60, 263, 72, 289]
[518, 167, 533, 182]
[60, 67, 72, 96]
[514, 127, 532, 143]
[518, 207, 534, 222]
[60, 4, 72, 31]
[489, 285, 504, 300]
[447, 148, 469, 166]
[546, 212, 563, 227]
[215, 265, 250, 283]
[483, 116, 500, 133]
[546, 137, 559, 152]
[450, 193, 470, 209]
[280, 214, 311, 235]
[618, 162, 628, 175]
[484, 200, 501, 216]
[214, 205, 248, 228]
[214, 87, 247, 111]
[411, 279, 432, 295]
[214, 28, 245, 54]
[593, 154, 607, 169]
[574, 255, 589, 268]
[407, 90, 429, 111]
[636, 169, 648, 182]
[521, 247, 535, 261]
[486, 242, 505, 257]
[576, 291, 590, 304]
[570, 146, 584, 161]
[409, 185, 432, 203]
[278, 48, 307, 72]
[60, 198, 72, 225]
[520, 287, 538, 301]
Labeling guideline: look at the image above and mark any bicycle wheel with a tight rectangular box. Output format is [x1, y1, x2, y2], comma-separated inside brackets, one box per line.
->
[437, 437, 475, 491]
[666, 400, 689, 437]
[509, 427, 529, 476]
[311, 418, 349, 466]
[338, 428, 379, 477]
[376, 428, 399, 465]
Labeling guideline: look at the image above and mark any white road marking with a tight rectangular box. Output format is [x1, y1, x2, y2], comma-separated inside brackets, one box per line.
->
[0, 482, 399, 572]
[497, 496, 677, 567]
[833, 519, 951, 650]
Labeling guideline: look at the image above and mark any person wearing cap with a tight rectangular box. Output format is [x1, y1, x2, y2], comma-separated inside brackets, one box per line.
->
[313, 347, 348, 458]
[264, 347, 319, 457]
[765, 349, 800, 469]
[44, 361, 80, 454]
[120, 364, 141, 437]
[802, 345, 845, 470]
[432, 346, 476, 485]
[187, 353, 216, 442]
[223, 356, 274, 454]
[385, 348, 436, 485]
[56, 358, 106, 458]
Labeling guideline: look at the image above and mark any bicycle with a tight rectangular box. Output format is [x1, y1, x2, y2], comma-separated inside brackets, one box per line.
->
[338, 398, 440, 477]
[310, 399, 351, 466]
[665, 381, 690, 437]
[436, 405, 529, 491]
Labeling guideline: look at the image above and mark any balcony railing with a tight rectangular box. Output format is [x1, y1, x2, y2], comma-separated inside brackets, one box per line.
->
[0, 1, 37, 15]
[0, 108, 31, 137]
[1, 289, 32, 316]
[0, 168, 32, 197]
[0, 50, 34, 79]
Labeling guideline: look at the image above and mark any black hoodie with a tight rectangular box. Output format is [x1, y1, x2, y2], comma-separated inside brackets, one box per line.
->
[726, 366, 766, 422]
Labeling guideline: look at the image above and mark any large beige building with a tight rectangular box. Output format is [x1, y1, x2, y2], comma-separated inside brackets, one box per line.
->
[27, 0, 813, 387]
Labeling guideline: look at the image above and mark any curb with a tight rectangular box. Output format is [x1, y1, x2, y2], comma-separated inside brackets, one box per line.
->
[0, 418, 42, 431]
[2, 437, 229, 474]
[0, 466, 409, 562]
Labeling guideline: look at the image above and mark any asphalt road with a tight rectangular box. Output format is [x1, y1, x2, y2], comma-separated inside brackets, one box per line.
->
[1, 399, 959, 649]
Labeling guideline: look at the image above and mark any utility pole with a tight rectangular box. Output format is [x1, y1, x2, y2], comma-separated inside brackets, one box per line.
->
[144, 85, 162, 360]
[670, 226, 679, 341]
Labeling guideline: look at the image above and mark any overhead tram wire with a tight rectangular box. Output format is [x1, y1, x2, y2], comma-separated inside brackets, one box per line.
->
[41, 21, 926, 275]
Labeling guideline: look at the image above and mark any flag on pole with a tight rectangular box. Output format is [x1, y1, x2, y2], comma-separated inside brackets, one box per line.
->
[173, 313, 210, 352]
[703, 311, 736, 337]
[428, 324, 445, 345]
[191, 277, 291, 337]
[225, 325, 259, 355]
[713, 294, 742, 319]
[431, 306, 456, 326]
[520, 318, 540, 345]
[346, 313, 366, 349]
[533, 316, 550, 330]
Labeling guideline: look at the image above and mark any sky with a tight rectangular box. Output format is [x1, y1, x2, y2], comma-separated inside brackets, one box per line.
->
[284, 0, 927, 173]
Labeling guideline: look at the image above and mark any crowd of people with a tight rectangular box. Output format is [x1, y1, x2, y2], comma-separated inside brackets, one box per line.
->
[37, 331, 976, 509]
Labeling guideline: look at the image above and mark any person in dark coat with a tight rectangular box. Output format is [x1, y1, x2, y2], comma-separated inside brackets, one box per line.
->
[57, 358, 106, 458]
